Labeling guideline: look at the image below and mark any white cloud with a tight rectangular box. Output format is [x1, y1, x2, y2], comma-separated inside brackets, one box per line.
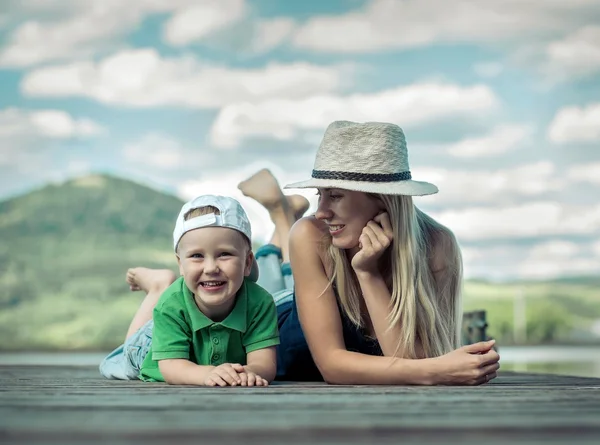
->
[250, 18, 296, 53]
[0, 107, 105, 139]
[567, 162, 600, 185]
[419, 161, 564, 206]
[544, 25, 600, 80]
[547, 103, 600, 143]
[456, 240, 600, 280]
[446, 124, 532, 158]
[519, 241, 600, 279]
[593, 241, 600, 257]
[473, 61, 504, 78]
[0, 0, 244, 67]
[163, 0, 246, 46]
[434, 202, 600, 241]
[21, 49, 343, 108]
[123, 134, 187, 169]
[292, 0, 600, 53]
[210, 82, 498, 147]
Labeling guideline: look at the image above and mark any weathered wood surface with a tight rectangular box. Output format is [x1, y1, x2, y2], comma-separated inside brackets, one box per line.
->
[1, 365, 600, 445]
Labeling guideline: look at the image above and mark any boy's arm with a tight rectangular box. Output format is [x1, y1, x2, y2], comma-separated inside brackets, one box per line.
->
[158, 359, 215, 385]
[243, 346, 277, 382]
[242, 286, 280, 382]
[151, 302, 241, 386]
[159, 360, 246, 386]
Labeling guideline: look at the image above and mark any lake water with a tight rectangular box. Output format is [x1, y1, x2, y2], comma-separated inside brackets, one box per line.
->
[1, 346, 599, 378]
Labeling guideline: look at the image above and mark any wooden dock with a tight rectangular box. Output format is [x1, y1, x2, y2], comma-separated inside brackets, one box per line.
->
[1, 365, 600, 445]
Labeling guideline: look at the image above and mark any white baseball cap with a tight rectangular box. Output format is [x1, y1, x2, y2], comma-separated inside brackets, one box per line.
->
[173, 195, 252, 251]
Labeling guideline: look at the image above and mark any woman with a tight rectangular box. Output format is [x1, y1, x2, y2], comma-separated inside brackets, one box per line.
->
[240, 120, 500, 385]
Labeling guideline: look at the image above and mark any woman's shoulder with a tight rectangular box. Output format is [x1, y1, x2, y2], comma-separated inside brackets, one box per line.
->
[289, 215, 328, 242]
[422, 215, 460, 273]
[289, 215, 330, 266]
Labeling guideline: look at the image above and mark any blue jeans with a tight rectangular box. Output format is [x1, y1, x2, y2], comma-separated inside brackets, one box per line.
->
[255, 244, 323, 381]
[99, 319, 153, 380]
[255, 244, 294, 302]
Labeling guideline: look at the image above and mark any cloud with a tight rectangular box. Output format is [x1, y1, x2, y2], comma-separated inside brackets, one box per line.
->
[162, 0, 246, 46]
[473, 61, 504, 78]
[445, 124, 532, 158]
[518, 240, 600, 279]
[0, 107, 105, 140]
[292, 0, 600, 53]
[0, 0, 245, 67]
[249, 18, 296, 53]
[434, 201, 600, 241]
[547, 103, 600, 143]
[419, 161, 564, 206]
[21, 49, 343, 108]
[0, 107, 105, 194]
[210, 82, 498, 147]
[122, 134, 187, 170]
[462, 240, 600, 280]
[544, 25, 600, 80]
[567, 162, 600, 185]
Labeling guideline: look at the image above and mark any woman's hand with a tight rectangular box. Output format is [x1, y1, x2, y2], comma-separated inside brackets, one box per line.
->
[431, 340, 500, 385]
[351, 212, 393, 275]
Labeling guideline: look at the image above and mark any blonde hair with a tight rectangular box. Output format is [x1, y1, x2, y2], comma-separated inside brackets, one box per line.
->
[182, 206, 250, 250]
[184, 206, 220, 220]
[327, 194, 462, 359]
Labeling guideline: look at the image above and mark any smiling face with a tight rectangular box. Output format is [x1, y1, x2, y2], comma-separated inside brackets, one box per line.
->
[315, 188, 384, 251]
[176, 226, 253, 321]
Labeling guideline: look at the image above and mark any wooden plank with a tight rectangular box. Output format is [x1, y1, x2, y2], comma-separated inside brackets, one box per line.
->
[1, 365, 599, 445]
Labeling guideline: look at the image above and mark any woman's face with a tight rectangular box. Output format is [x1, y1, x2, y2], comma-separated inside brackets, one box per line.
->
[315, 188, 383, 250]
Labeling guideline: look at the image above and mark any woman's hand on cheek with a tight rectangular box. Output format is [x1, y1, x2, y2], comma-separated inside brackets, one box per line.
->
[351, 212, 393, 275]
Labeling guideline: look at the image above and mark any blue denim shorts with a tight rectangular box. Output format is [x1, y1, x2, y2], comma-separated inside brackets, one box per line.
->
[99, 319, 153, 380]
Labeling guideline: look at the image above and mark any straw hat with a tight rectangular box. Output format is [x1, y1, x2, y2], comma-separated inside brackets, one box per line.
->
[285, 121, 438, 196]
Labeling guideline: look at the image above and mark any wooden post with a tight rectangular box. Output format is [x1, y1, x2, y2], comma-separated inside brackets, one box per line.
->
[513, 288, 526, 344]
[462, 310, 488, 345]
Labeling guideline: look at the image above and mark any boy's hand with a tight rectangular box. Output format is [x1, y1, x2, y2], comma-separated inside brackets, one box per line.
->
[238, 370, 269, 387]
[204, 363, 245, 387]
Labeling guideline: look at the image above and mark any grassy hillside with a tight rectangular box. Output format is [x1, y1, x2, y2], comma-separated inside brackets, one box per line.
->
[0, 174, 183, 350]
[0, 174, 598, 350]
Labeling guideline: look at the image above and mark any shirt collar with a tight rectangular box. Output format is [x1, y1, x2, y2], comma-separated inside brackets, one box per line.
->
[183, 278, 248, 333]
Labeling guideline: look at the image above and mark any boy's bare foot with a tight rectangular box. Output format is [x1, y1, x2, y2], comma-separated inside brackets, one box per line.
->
[238, 169, 287, 210]
[126, 268, 177, 294]
[287, 194, 309, 220]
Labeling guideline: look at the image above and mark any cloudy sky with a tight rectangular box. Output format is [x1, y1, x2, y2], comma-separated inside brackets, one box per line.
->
[1, 0, 599, 281]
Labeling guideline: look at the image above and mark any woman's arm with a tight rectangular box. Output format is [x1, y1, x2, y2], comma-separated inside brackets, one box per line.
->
[354, 271, 408, 357]
[349, 213, 412, 357]
[290, 217, 499, 385]
[289, 217, 434, 384]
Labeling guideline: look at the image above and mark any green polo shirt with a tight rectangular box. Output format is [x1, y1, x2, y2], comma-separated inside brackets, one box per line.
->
[139, 277, 279, 382]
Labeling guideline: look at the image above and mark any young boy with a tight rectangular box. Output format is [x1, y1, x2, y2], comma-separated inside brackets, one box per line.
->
[99, 195, 279, 386]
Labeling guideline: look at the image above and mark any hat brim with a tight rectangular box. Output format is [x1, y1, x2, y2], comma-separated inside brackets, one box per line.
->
[284, 178, 438, 196]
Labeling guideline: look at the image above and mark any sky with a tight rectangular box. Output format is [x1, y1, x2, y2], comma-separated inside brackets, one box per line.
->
[1, 0, 599, 281]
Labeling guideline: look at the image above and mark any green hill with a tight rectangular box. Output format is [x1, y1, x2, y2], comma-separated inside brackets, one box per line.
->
[0, 174, 598, 351]
[0, 174, 184, 350]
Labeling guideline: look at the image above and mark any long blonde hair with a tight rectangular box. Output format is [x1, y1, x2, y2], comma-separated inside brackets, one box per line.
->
[327, 194, 463, 359]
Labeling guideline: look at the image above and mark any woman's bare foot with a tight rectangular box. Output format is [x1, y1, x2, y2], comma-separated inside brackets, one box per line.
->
[238, 169, 287, 210]
[287, 194, 309, 220]
[126, 268, 177, 294]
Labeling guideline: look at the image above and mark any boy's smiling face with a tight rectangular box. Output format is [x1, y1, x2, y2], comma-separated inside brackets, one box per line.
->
[176, 226, 253, 321]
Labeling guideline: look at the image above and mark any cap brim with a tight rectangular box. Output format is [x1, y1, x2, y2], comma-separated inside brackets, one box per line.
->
[284, 178, 438, 196]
